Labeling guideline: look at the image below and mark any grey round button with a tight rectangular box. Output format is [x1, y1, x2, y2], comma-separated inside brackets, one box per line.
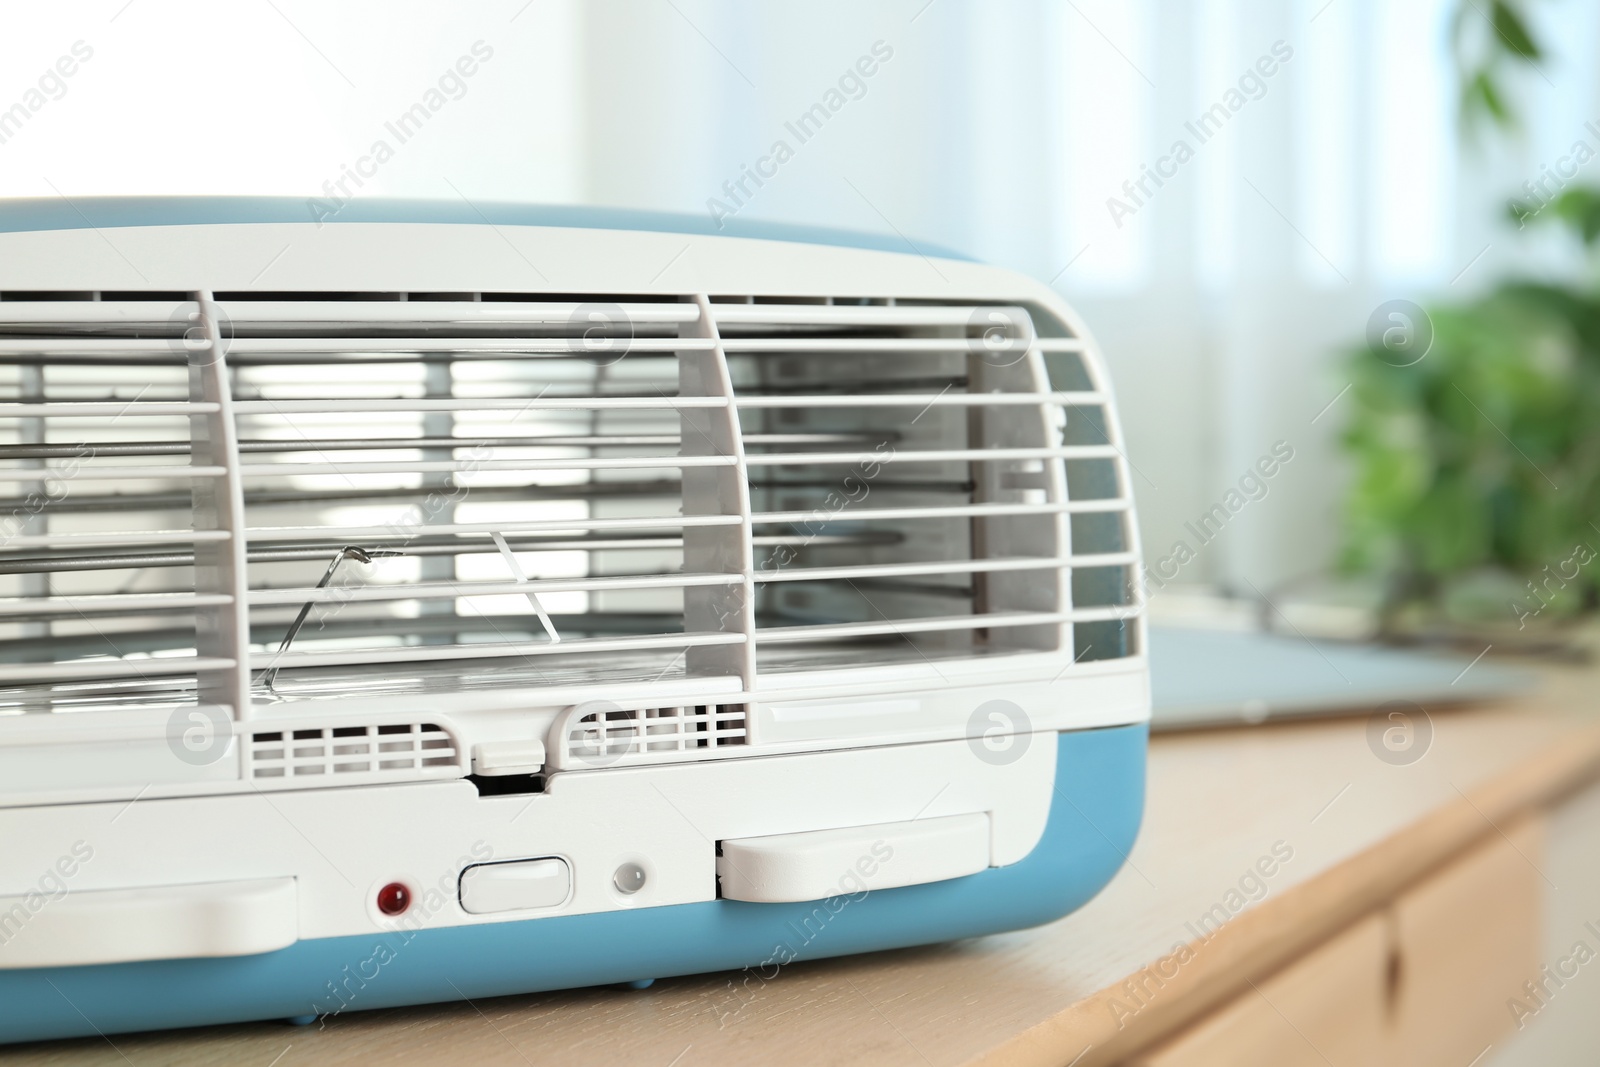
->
[613, 862, 648, 895]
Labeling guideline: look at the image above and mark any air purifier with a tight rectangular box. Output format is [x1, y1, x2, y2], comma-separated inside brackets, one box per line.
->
[0, 199, 1148, 1042]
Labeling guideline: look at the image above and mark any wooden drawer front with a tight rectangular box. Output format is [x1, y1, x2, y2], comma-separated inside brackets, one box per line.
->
[1129, 914, 1389, 1067]
[1129, 818, 1544, 1067]
[1389, 818, 1543, 1067]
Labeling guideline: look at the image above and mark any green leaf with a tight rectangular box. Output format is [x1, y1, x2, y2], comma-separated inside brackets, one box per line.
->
[1491, 0, 1543, 62]
[1454, 0, 1546, 134]
[1512, 186, 1600, 247]
[1462, 69, 1513, 131]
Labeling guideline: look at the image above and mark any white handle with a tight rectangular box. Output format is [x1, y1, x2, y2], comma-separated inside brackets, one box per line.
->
[0, 877, 297, 969]
[718, 813, 990, 903]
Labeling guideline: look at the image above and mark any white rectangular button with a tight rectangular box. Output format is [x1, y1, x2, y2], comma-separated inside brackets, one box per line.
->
[471, 739, 546, 775]
[718, 812, 990, 903]
[459, 858, 570, 914]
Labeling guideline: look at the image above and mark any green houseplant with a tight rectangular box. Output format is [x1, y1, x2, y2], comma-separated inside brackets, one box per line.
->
[1339, 0, 1600, 639]
[1342, 273, 1600, 635]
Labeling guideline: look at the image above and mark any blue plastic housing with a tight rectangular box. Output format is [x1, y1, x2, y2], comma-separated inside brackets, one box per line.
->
[0, 724, 1146, 1044]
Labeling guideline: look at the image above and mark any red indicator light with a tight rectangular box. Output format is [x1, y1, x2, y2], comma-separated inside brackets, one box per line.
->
[377, 882, 410, 916]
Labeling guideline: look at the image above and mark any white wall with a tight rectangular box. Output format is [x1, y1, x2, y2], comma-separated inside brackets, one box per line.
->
[0, 2, 584, 202]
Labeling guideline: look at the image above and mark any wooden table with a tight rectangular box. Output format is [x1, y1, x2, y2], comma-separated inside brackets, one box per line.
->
[15, 663, 1600, 1066]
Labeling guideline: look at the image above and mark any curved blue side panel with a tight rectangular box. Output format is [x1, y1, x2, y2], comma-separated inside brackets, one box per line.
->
[0, 196, 975, 262]
[0, 724, 1145, 1045]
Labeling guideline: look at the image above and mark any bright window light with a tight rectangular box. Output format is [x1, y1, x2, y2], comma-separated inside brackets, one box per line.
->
[1194, 0, 1237, 289]
[1295, 0, 1358, 285]
[1370, 0, 1454, 282]
[1054, 0, 1153, 292]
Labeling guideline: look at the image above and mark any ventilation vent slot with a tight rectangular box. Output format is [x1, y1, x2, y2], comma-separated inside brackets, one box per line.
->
[248, 721, 459, 779]
[561, 702, 748, 768]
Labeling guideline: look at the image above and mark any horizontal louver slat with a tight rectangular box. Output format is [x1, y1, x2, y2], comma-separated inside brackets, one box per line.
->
[252, 631, 745, 671]
[249, 572, 741, 606]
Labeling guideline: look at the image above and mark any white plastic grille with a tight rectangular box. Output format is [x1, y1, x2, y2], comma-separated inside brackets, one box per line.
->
[248, 721, 459, 779]
[718, 300, 1138, 671]
[0, 294, 244, 717]
[215, 297, 741, 700]
[0, 290, 1141, 725]
[563, 702, 749, 767]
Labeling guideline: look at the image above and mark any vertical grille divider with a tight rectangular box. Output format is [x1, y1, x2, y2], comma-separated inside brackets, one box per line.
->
[1027, 331, 1073, 657]
[680, 295, 757, 707]
[1075, 328, 1145, 658]
[189, 291, 252, 730]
